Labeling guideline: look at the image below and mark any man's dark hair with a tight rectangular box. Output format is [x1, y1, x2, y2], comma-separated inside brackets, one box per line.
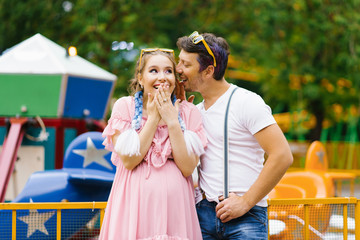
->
[177, 32, 230, 80]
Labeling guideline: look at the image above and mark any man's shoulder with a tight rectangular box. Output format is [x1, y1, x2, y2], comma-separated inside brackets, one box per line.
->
[233, 85, 255, 96]
[232, 86, 264, 103]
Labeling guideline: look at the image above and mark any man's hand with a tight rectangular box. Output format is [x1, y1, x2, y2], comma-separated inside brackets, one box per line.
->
[175, 82, 195, 103]
[215, 193, 253, 223]
[187, 95, 195, 103]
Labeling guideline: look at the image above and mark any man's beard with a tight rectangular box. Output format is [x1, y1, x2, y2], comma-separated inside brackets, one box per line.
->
[184, 83, 193, 92]
[184, 76, 202, 93]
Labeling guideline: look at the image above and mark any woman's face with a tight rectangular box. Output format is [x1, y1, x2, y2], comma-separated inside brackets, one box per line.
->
[139, 54, 176, 97]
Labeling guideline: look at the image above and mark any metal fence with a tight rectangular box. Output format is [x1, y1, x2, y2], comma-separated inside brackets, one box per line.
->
[0, 198, 359, 239]
[0, 202, 106, 240]
[268, 197, 359, 239]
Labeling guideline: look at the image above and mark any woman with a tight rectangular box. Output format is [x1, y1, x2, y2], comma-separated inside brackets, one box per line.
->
[99, 48, 206, 239]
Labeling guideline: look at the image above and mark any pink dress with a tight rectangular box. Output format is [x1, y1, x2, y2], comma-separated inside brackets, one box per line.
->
[99, 96, 207, 240]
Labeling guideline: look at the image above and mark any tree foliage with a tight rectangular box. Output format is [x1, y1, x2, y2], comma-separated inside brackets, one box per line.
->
[1, 0, 359, 140]
[245, 0, 360, 140]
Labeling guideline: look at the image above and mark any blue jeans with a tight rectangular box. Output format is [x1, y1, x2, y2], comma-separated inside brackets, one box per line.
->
[196, 199, 268, 240]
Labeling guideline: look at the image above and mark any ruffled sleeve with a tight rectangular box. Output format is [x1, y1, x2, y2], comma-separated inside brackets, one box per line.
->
[102, 96, 134, 166]
[179, 101, 208, 154]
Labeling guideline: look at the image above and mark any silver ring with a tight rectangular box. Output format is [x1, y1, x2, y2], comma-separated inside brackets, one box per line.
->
[163, 99, 167, 102]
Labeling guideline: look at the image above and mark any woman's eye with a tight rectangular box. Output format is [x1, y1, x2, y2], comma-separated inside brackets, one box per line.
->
[165, 69, 173, 74]
[150, 69, 158, 73]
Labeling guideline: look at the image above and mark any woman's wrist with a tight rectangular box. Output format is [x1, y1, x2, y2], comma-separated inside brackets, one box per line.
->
[146, 115, 160, 126]
[166, 120, 181, 130]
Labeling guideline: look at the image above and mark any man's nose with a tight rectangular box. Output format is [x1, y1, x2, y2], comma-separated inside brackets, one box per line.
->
[176, 64, 182, 73]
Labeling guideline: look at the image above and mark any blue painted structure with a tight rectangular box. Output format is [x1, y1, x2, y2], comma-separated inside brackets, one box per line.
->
[63, 76, 114, 119]
[0, 132, 115, 239]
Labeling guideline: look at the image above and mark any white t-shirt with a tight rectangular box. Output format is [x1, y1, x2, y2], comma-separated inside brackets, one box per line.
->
[197, 84, 276, 207]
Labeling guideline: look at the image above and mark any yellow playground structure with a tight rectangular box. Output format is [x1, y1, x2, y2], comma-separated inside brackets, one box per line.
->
[268, 140, 359, 239]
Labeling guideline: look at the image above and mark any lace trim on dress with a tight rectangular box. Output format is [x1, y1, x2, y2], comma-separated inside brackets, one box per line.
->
[138, 234, 190, 240]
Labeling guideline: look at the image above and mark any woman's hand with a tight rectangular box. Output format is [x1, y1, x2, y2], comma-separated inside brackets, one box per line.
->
[155, 84, 180, 128]
[147, 92, 161, 124]
[154, 84, 198, 177]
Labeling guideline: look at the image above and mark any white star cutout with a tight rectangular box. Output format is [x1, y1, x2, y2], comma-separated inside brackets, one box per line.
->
[17, 199, 55, 238]
[72, 137, 112, 170]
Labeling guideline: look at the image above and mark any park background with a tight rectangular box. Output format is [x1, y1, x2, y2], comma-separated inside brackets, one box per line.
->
[1, 0, 360, 169]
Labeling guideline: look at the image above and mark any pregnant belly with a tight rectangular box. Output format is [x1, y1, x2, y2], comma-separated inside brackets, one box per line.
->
[140, 160, 189, 199]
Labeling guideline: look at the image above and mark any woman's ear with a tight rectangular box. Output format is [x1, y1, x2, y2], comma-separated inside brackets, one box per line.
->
[137, 73, 143, 86]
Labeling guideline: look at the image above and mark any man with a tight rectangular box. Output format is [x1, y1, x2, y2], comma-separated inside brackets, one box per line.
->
[176, 31, 293, 239]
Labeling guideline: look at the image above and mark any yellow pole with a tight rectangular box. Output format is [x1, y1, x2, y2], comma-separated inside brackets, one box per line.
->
[100, 208, 105, 229]
[304, 205, 309, 239]
[343, 204, 348, 240]
[12, 210, 16, 240]
[355, 200, 360, 239]
[57, 209, 61, 240]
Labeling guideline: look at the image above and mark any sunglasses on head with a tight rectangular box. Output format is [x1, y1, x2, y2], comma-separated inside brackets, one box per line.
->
[189, 31, 217, 67]
[139, 48, 175, 68]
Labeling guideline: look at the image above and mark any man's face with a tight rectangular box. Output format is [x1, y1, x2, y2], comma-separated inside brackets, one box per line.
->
[176, 50, 204, 92]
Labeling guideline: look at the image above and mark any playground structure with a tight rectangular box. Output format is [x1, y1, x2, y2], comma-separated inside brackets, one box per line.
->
[0, 33, 119, 239]
[268, 141, 357, 239]
[0, 33, 116, 203]
[0, 136, 359, 239]
[270, 141, 356, 199]
[0, 132, 116, 239]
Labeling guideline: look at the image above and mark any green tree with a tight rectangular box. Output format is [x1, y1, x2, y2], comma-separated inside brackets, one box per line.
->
[1, 0, 359, 141]
[252, 0, 360, 140]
